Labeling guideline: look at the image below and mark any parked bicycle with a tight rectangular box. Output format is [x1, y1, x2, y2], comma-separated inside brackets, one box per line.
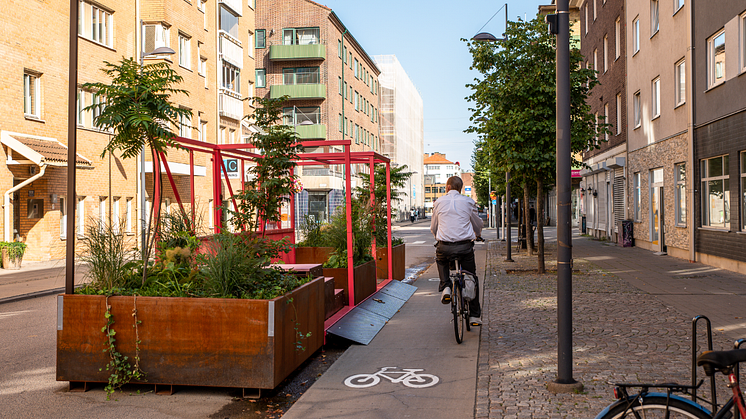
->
[595, 316, 746, 418]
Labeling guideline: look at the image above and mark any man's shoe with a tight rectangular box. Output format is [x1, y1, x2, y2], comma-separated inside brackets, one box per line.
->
[441, 287, 451, 304]
[469, 317, 482, 326]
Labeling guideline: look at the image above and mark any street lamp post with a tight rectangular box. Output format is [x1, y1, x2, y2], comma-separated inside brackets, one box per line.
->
[409, 171, 418, 219]
[138, 41, 175, 256]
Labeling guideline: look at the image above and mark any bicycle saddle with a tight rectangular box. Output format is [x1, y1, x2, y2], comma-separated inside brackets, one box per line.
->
[697, 349, 746, 375]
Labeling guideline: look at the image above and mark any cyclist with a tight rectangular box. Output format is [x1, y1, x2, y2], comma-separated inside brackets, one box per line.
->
[430, 176, 483, 326]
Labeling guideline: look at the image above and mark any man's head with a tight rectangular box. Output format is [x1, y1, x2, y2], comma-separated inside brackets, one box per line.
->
[446, 176, 463, 193]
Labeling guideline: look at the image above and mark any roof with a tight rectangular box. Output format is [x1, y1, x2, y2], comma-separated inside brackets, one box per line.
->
[1, 131, 93, 167]
[424, 153, 453, 165]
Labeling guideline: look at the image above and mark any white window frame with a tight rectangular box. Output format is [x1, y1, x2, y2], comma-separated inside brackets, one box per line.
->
[603, 35, 608, 73]
[652, 77, 660, 118]
[701, 154, 730, 229]
[593, 48, 598, 72]
[616, 93, 622, 135]
[77, 197, 86, 237]
[113, 197, 120, 234]
[143, 24, 170, 58]
[585, 5, 588, 35]
[78, 1, 114, 47]
[634, 172, 641, 221]
[179, 112, 192, 138]
[742, 13, 746, 74]
[675, 59, 686, 107]
[604, 103, 609, 141]
[633, 17, 640, 54]
[208, 199, 214, 229]
[199, 119, 207, 142]
[674, 0, 684, 14]
[651, 0, 659, 36]
[126, 198, 132, 233]
[60, 197, 67, 239]
[675, 163, 686, 226]
[24, 72, 41, 118]
[248, 31, 254, 58]
[99, 197, 106, 232]
[708, 29, 726, 88]
[615, 17, 621, 59]
[593, 0, 597, 21]
[634, 91, 641, 128]
[179, 33, 191, 69]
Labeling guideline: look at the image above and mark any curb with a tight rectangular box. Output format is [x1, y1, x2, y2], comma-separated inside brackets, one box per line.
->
[0, 287, 67, 305]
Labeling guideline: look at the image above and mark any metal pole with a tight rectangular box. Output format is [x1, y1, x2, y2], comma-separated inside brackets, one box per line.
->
[65, 0, 79, 294]
[554, 0, 579, 389]
[505, 172, 513, 262]
[139, 25, 148, 257]
[488, 175, 492, 228]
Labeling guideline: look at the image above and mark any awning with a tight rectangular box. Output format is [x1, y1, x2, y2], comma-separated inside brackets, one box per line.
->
[1, 131, 93, 168]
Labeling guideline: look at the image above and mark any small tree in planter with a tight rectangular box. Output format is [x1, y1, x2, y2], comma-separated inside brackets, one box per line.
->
[0, 241, 27, 270]
[83, 58, 192, 284]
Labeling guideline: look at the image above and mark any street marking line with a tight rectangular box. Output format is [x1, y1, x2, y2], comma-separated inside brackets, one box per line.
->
[411, 241, 425, 245]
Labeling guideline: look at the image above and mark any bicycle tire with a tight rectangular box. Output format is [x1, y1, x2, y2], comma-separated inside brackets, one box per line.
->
[344, 374, 381, 388]
[403, 374, 440, 388]
[596, 395, 711, 419]
[453, 284, 464, 344]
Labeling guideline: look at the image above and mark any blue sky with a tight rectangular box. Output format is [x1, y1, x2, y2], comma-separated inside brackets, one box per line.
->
[318, 0, 548, 171]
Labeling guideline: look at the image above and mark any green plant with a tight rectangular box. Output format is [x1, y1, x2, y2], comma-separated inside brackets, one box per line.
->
[83, 58, 193, 286]
[287, 297, 312, 352]
[296, 216, 326, 247]
[321, 198, 374, 268]
[355, 164, 412, 246]
[79, 219, 134, 290]
[100, 295, 146, 400]
[0, 241, 27, 260]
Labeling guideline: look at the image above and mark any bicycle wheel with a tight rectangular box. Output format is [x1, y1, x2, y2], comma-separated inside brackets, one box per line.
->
[403, 374, 440, 388]
[344, 374, 381, 388]
[453, 284, 464, 344]
[596, 396, 711, 419]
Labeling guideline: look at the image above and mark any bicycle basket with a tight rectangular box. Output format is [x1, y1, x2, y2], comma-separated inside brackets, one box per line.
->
[463, 273, 477, 301]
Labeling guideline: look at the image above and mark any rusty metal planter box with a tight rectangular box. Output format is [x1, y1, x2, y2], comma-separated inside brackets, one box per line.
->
[323, 260, 376, 306]
[294, 247, 334, 264]
[56, 276, 325, 390]
[376, 244, 406, 280]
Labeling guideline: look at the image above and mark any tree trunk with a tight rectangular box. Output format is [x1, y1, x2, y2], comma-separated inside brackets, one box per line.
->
[536, 178, 545, 274]
[517, 196, 524, 251]
[524, 183, 534, 255]
[141, 146, 163, 286]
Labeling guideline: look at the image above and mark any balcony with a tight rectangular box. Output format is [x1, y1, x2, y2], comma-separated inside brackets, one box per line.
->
[220, 34, 243, 68]
[218, 0, 242, 16]
[269, 44, 325, 61]
[219, 91, 244, 120]
[270, 84, 326, 100]
[302, 167, 343, 178]
[295, 124, 326, 140]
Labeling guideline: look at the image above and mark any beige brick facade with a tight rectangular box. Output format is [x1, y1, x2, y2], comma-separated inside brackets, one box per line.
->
[0, 0, 255, 261]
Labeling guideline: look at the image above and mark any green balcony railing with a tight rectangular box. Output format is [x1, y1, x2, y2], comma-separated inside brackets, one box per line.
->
[269, 44, 326, 61]
[295, 124, 326, 140]
[270, 84, 326, 100]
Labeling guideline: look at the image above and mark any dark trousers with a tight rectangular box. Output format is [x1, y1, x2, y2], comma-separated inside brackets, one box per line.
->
[436, 241, 481, 318]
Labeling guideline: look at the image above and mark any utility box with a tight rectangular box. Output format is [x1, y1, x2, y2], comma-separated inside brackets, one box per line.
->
[619, 220, 633, 247]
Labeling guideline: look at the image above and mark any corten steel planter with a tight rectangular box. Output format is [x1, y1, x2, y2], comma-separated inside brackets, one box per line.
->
[294, 247, 334, 264]
[1, 248, 22, 270]
[376, 244, 406, 280]
[56, 276, 325, 391]
[323, 259, 376, 306]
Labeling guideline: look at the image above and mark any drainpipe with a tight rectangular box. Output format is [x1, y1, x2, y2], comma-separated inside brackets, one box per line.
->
[4, 164, 47, 242]
[687, 0, 696, 262]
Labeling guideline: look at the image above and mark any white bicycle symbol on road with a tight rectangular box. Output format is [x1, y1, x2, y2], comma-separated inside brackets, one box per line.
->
[344, 367, 439, 389]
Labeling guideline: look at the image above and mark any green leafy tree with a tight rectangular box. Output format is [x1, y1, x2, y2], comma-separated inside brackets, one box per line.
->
[355, 164, 413, 246]
[465, 16, 608, 273]
[84, 58, 192, 285]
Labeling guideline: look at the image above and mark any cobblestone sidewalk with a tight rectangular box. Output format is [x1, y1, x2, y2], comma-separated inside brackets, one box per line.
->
[476, 239, 734, 419]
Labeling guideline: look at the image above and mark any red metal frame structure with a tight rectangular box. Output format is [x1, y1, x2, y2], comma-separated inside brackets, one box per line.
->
[155, 137, 393, 310]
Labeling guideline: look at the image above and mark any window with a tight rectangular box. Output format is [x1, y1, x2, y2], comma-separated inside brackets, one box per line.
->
[651, 0, 659, 35]
[339, 114, 342, 132]
[355, 124, 359, 144]
[255, 29, 266, 49]
[616, 93, 622, 135]
[199, 56, 207, 77]
[99, 197, 106, 232]
[604, 103, 609, 141]
[593, 0, 597, 20]
[675, 60, 686, 106]
[354, 58, 359, 78]
[708, 30, 726, 88]
[742, 13, 746, 73]
[615, 17, 621, 59]
[674, 0, 684, 13]
[343, 46, 348, 63]
[338, 76, 342, 94]
[202, 0, 208, 30]
[652, 77, 660, 118]
[78, 1, 113, 47]
[634, 173, 641, 221]
[113, 197, 120, 234]
[593, 48, 598, 72]
[701, 155, 731, 228]
[178, 33, 191, 69]
[282, 28, 320, 45]
[199, 120, 207, 142]
[221, 62, 240, 93]
[741, 152, 746, 230]
[675, 163, 686, 226]
[283, 67, 319, 85]
[179, 112, 191, 138]
[208, 199, 214, 229]
[219, 6, 239, 39]
[126, 198, 132, 233]
[584, 5, 588, 35]
[283, 107, 320, 125]
[354, 91, 359, 111]
[633, 17, 640, 54]
[343, 81, 348, 99]
[60, 197, 67, 239]
[24, 72, 41, 118]
[338, 39, 342, 58]
[634, 91, 641, 128]
[594, 112, 599, 141]
[256, 69, 266, 88]
[219, 127, 226, 144]
[248, 31, 254, 58]
[603, 35, 608, 72]
[143, 24, 170, 57]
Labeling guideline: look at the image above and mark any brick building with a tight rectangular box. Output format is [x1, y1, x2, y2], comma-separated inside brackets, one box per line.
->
[577, 0, 628, 242]
[1, 0, 255, 261]
[255, 0, 381, 223]
[692, 2, 746, 272]
[423, 152, 461, 215]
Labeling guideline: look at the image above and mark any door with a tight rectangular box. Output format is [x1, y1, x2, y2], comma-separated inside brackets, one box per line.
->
[307, 192, 328, 223]
[650, 169, 665, 252]
[12, 180, 21, 240]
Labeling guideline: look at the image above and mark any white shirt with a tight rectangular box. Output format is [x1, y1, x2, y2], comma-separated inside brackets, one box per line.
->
[430, 190, 484, 242]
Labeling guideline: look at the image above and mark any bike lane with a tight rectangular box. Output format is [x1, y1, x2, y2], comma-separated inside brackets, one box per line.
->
[282, 242, 488, 419]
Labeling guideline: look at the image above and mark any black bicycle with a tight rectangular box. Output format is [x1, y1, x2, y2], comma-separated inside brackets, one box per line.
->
[448, 236, 483, 344]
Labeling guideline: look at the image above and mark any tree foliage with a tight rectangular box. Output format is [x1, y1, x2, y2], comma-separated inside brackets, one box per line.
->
[354, 164, 413, 245]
